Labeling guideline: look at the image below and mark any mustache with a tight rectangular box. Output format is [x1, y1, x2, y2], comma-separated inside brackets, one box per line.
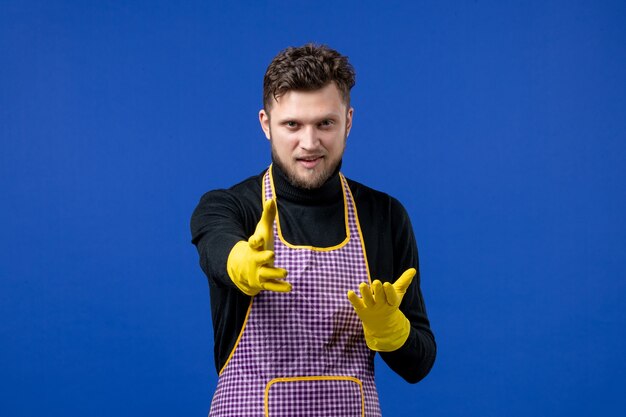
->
[294, 153, 326, 160]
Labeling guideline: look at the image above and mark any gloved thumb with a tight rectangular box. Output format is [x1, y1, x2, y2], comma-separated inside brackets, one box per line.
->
[392, 268, 416, 296]
[249, 199, 277, 250]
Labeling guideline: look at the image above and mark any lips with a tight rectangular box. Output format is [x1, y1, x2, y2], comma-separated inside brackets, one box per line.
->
[296, 155, 324, 169]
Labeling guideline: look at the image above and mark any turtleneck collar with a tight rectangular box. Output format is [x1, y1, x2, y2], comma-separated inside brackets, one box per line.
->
[271, 161, 343, 205]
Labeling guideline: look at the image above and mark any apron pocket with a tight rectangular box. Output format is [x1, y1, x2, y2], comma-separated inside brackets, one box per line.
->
[265, 376, 364, 417]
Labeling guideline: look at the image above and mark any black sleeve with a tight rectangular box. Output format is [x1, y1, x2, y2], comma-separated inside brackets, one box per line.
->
[191, 189, 251, 289]
[189, 177, 264, 373]
[377, 197, 437, 383]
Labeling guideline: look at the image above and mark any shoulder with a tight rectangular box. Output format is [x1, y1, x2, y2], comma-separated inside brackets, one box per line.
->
[195, 171, 264, 210]
[190, 171, 265, 240]
[343, 175, 418, 282]
[344, 176, 409, 218]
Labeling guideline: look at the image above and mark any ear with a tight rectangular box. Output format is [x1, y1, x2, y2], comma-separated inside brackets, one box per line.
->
[345, 107, 354, 137]
[259, 109, 271, 140]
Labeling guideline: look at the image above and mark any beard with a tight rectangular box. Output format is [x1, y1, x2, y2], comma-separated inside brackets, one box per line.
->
[270, 136, 346, 190]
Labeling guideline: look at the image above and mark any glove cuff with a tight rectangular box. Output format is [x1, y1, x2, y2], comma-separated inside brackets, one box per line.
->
[226, 241, 260, 296]
[363, 314, 411, 352]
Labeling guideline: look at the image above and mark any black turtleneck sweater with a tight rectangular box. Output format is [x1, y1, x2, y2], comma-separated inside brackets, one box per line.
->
[190, 163, 436, 384]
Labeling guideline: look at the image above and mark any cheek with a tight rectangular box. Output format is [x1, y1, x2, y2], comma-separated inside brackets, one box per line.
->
[325, 133, 346, 151]
[280, 134, 299, 149]
[272, 133, 299, 152]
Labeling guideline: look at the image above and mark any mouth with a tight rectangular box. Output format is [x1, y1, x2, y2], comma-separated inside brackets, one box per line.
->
[296, 155, 324, 169]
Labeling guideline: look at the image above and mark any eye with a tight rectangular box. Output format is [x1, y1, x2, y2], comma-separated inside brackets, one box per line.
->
[319, 119, 335, 128]
[285, 121, 298, 129]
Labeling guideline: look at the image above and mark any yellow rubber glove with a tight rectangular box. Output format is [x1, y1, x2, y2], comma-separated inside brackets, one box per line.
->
[226, 199, 291, 296]
[347, 268, 416, 352]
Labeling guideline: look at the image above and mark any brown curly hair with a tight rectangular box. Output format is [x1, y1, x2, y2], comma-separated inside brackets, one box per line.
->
[263, 44, 356, 111]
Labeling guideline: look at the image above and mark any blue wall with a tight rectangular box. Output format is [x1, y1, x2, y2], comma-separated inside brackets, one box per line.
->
[1, 1, 625, 416]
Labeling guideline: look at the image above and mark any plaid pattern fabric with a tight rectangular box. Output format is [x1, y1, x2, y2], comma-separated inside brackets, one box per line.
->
[209, 169, 381, 416]
[267, 378, 363, 417]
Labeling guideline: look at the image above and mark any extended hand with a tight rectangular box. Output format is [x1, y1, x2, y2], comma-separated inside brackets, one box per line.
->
[226, 199, 291, 296]
[347, 268, 416, 352]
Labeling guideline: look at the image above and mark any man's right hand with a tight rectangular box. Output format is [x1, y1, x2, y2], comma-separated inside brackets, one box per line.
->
[226, 199, 290, 296]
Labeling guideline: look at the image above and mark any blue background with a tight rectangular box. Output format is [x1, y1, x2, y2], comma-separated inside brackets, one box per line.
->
[1, 1, 625, 416]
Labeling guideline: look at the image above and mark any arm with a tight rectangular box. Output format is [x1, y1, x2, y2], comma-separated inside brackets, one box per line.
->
[379, 198, 436, 383]
[191, 188, 256, 373]
[190, 189, 253, 289]
[191, 180, 291, 373]
[348, 186, 436, 383]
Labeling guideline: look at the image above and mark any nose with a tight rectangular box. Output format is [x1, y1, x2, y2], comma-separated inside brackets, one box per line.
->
[299, 126, 319, 150]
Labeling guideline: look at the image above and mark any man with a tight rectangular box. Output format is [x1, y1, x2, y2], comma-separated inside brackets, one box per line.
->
[190, 44, 436, 417]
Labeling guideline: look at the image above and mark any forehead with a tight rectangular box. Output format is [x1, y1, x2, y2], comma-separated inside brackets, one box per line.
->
[268, 83, 347, 117]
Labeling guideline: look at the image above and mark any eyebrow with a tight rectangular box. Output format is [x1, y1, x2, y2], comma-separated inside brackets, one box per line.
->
[276, 113, 342, 123]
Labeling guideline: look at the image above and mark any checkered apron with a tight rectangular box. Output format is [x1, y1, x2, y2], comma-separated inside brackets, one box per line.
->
[208, 168, 381, 417]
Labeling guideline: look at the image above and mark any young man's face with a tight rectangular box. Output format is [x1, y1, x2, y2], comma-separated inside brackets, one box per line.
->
[259, 82, 353, 190]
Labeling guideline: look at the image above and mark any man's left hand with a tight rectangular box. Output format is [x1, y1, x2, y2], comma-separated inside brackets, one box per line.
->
[347, 268, 416, 352]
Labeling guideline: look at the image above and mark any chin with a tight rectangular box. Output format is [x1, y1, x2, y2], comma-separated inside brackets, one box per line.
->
[288, 167, 329, 190]
[272, 148, 339, 190]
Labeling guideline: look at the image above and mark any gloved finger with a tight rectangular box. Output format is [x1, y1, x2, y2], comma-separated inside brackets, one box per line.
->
[248, 270, 261, 289]
[258, 266, 288, 281]
[371, 280, 385, 304]
[262, 280, 292, 293]
[383, 282, 400, 307]
[360, 282, 376, 307]
[392, 268, 416, 295]
[248, 235, 263, 250]
[250, 199, 277, 250]
[347, 290, 365, 312]
[254, 249, 275, 266]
